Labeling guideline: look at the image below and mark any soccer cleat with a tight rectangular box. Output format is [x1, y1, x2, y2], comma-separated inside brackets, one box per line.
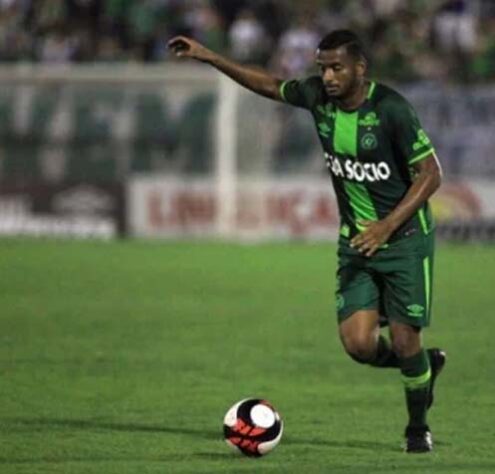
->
[405, 425, 433, 453]
[427, 348, 446, 409]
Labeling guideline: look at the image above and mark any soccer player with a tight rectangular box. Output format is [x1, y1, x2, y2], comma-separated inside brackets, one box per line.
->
[168, 29, 446, 453]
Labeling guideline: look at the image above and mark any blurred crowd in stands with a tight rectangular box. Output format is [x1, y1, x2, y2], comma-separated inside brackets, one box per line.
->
[0, 0, 494, 83]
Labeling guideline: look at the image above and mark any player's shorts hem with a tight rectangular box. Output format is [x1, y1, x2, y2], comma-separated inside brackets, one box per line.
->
[337, 306, 379, 324]
[386, 313, 430, 328]
[337, 309, 430, 328]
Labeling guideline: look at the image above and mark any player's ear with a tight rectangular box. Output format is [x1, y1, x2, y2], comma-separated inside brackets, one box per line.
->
[355, 59, 366, 78]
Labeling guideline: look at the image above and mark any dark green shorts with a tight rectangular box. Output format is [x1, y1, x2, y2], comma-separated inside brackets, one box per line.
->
[336, 230, 435, 327]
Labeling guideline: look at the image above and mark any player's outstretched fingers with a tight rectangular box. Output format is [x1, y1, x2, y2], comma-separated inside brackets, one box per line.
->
[168, 37, 191, 56]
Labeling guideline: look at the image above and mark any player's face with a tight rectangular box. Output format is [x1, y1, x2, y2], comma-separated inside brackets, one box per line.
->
[316, 47, 365, 99]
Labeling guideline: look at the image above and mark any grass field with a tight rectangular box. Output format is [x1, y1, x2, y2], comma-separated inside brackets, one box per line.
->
[1, 239, 494, 474]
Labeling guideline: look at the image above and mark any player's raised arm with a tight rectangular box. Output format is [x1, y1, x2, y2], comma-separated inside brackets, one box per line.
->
[168, 36, 284, 102]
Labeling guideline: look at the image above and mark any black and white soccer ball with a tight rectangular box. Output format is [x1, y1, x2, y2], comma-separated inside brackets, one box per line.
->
[223, 398, 283, 457]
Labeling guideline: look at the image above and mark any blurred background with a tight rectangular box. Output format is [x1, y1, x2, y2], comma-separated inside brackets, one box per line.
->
[0, 0, 494, 241]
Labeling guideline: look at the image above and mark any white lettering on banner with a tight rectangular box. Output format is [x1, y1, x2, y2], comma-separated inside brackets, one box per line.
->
[53, 185, 115, 214]
[0, 216, 114, 238]
[325, 153, 391, 183]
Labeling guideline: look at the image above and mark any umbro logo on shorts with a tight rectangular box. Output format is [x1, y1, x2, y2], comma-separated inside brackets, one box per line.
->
[407, 304, 425, 318]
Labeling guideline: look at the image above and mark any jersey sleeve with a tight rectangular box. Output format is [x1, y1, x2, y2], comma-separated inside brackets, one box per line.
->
[387, 96, 435, 165]
[279, 77, 321, 110]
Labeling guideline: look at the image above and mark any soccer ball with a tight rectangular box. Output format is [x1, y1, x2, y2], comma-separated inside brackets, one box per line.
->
[223, 398, 283, 457]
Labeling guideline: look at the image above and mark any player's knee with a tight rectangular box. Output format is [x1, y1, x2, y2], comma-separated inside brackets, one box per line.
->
[341, 335, 376, 364]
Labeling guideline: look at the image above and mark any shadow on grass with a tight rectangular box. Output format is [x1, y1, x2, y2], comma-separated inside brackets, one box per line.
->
[5, 418, 494, 472]
[284, 435, 398, 452]
[1, 417, 399, 464]
[5, 418, 396, 452]
[376, 464, 495, 473]
[0, 454, 235, 465]
[1, 418, 237, 464]
[2, 417, 219, 439]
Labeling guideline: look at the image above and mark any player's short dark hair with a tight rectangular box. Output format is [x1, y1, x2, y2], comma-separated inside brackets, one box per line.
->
[317, 30, 370, 64]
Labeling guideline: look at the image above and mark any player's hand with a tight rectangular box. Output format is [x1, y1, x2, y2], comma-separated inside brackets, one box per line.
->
[350, 219, 394, 257]
[167, 36, 214, 62]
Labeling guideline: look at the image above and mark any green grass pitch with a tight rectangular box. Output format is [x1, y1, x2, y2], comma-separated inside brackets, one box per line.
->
[1, 239, 494, 474]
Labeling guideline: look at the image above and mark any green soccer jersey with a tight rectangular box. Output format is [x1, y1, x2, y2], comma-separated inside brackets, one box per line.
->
[279, 77, 436, 241]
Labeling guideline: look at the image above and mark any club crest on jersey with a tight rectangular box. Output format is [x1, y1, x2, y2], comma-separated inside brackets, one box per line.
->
[361, 133, 378, 150]
[325, 153, 391, 183]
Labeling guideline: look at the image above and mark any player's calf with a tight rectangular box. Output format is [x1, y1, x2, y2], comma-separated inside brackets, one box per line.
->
[427, 348, 447, 409]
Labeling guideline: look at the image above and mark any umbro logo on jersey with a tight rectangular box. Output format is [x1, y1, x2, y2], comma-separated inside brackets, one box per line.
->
[318, 122, 332, 138]
[413, 129, 431, 151]
[317, 104, 336, 118]
[358, 112, 380, 127]
[325, 153, 391, 183]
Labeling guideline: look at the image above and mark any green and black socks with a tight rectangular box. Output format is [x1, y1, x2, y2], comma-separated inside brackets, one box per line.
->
[400, 349, 431, 428]
[365, 338, 431, 428]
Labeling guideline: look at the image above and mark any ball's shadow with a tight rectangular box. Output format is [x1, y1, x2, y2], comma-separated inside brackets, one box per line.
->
[3, 417, 398, 457]
[1, 417, 234, 463]
[3, 418, 491, 472]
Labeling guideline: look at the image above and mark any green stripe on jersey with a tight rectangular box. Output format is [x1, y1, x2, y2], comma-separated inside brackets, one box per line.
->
[367, 81, 376, 99]
[334, 110, 358, 156]
[409, 147, 434, 165]
[279, 81, 289, 101]
[333, 109, 378, 227]
[344, 182, 379, 225]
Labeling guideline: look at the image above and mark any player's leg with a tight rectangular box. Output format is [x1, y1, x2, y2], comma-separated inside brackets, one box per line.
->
[379, 232, 444, 452]
[336, 253, 398, 368]
[416, 233, 446, 409]
[427, 347, 446, 409]
[389, 321, 432, 452]
[339, 309, 380, 363]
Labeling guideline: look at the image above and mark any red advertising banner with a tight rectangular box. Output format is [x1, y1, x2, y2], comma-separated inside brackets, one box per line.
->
[129, 178, 340, 239]
[129, 177, 495, 241]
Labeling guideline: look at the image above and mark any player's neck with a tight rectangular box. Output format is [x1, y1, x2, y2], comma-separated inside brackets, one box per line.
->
[335, 79, 370, 112]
